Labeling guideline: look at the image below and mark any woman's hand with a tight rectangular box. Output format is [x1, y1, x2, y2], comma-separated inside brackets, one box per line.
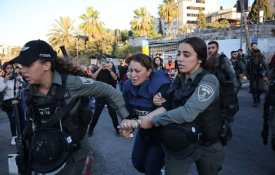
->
[153, 92, 166, 106]
[118, 128, 132, 139]
[118, 119, 134, 129]
[139, 115, 153, 129]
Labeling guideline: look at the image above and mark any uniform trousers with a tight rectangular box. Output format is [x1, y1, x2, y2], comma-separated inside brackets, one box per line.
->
[164, 141, 224, 175]
[59, 135, 93, 175]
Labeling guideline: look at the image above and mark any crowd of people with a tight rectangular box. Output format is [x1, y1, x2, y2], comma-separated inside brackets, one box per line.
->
[1, 38, 275, 175]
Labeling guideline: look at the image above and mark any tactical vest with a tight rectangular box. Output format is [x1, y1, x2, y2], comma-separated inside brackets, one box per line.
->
[26, 73, 92, 144]
[124, 71, 170, 142]
[169, 70, 223, 145]
[124, 71, 170, 116]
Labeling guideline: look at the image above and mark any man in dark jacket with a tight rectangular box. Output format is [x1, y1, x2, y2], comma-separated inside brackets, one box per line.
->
[230, 50, 245, 93]
[88, 60, 120, 136]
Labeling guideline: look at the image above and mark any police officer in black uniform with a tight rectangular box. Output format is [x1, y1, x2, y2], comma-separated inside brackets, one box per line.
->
[263, 60, 275, 151]
[9, 40, 129, 175]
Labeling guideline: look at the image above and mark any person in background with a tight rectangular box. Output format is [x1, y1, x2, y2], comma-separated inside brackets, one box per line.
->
[119, 53, 170, 175]
[237, 48, 247, 67]
[88, 59, 120, 136]
[246, 49, 269, 106]
[153, 56, 165, 72]
[264, 54, 275, 151]
[118, 58, 128, 92]
[230, 51, 245, 93]
[0, 62, 25, 145]
[9, 40, 129, 175]
[164, 56, 178, 81]
[207, 40, 238, 91]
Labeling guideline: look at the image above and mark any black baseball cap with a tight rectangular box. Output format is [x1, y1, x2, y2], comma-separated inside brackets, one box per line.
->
[10, 40, 57, 66]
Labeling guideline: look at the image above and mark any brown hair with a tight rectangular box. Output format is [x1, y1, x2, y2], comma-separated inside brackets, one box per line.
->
[39, 57, 91, 78]
[2, 62, 14, 76]
[126, 53, 153, 71]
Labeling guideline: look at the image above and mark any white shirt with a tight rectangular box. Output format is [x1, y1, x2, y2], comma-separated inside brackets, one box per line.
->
[0, 76, 24, 100]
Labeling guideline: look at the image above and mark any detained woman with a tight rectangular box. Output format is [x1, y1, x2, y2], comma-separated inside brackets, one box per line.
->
[118, 53, 170, 175]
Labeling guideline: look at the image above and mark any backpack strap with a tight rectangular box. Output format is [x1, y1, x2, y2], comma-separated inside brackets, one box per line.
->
[40, 72, 74, 129]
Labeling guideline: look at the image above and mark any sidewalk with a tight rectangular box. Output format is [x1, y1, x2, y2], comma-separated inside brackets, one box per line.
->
[0, 109, 8, 123]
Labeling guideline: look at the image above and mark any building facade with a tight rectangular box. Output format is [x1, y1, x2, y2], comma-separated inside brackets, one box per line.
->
[206, 7, 241, 26]
[177, 0, 218, 26]
[159, 0, 218, 36]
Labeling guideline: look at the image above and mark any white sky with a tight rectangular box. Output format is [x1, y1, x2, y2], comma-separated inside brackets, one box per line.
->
[0, 0, 248, 46]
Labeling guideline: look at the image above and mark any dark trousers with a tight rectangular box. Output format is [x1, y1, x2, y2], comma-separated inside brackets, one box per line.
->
[250, 79, 262, 104]
[236, 78, 242, 94]
[89, 98, 119, 132]
[132, 130, 164, 175]
[6, 108, 26, 137]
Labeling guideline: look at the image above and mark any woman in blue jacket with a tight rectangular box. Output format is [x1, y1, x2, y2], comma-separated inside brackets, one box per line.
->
[119, 53, 170, 175]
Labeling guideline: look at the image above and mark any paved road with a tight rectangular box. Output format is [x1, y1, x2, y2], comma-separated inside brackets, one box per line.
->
[1, 84, 275, 175]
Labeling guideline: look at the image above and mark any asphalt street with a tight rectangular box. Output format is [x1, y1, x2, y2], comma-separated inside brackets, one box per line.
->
[1, 83, 275, 175]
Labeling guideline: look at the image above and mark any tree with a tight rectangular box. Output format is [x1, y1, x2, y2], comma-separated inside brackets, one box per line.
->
[79, 7, 104, 37]
[114, 42, 141, 59]
[79, 7, 116, 59]
[158, 0, 178, 37]
[120, 29, 129, 43]
[130, 7, 155, 37]
[178, 25, 188, 35]
[47, 16, 76, 56]
[248, 0, 272, 24]
[84, 29, 115, 58]
[197, 10, 206, 29]
[208, 20, 230, 29]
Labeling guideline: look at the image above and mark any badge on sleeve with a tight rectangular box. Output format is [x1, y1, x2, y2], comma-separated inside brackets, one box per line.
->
[198, 84, 214, 102]
[80, 77, 94, 84]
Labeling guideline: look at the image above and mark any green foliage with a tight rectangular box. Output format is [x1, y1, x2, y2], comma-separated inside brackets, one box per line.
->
[208, 20, 230, 29]
[114, 42, 141, 59]
[47, 16, 77, 57]
[158, 0, 178, 37]
[120, 29, 129, 43]
[197, 10, 206, 29]
[248, 0, 272, 24]
[84, 30, 115, 58]
[130, 7, 156, 37]
[178, 25, 188, 34]
[79, 7, 104, 37]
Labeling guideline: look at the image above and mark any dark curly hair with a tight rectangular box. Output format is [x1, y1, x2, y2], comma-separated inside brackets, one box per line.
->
[39, 57, 91, 78]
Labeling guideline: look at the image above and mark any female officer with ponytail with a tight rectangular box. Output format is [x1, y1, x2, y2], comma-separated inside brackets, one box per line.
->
[138, 37, 224, 175]
[10, 40, 129, 175]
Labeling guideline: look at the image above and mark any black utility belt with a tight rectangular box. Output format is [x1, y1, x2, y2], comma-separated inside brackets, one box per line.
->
[160, 123, 199, 152]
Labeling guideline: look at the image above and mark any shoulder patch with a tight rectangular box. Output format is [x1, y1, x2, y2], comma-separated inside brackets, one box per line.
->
[80, 77, 94, 84]
[198, 84, 214, 102]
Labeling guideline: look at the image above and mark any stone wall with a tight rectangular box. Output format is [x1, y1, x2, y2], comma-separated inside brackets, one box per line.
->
[173, 23, 275, 41]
